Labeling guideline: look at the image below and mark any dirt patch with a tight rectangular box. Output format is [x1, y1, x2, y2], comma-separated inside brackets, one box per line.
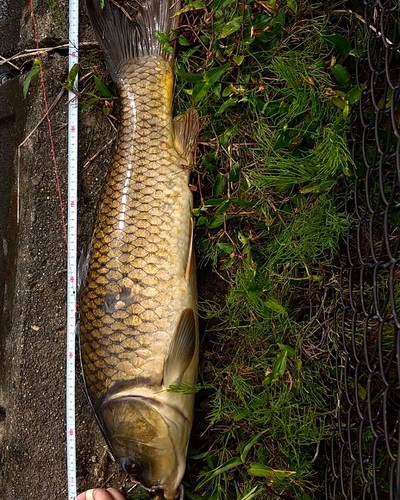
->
[0, 1, 129, 497]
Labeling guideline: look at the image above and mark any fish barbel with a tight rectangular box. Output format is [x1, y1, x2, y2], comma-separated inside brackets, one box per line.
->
[79, 1, 199, 498]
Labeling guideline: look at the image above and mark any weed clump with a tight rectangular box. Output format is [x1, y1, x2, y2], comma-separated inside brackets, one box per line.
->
[170, 1, 355, 499]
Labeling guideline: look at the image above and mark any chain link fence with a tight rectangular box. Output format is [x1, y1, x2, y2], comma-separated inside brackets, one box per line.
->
[325, 1, 400, 498]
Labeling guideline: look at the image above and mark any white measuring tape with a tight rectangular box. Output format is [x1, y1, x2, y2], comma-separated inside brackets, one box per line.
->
[67, 0, 79, 498]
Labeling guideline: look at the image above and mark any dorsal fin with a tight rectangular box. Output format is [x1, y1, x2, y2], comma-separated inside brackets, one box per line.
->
[163, 308, 196, 387]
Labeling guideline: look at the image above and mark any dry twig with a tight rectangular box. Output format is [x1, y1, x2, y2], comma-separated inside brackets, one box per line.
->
[83, 138, 116, 170]
[0, 41, 99, 70]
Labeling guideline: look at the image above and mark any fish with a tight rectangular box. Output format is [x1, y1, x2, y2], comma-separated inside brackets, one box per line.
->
[78, 1, 199, 498]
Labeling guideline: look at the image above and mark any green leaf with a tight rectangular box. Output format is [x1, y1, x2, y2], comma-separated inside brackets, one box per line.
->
[222, 86, 234, 97]
[238, 232, 248, 244]
[208, 214, 232, 229]
[346, 86, 361, 105]
[218, 16, 243, 39]
[163, 42, 174, 55]
[215, 199, 231, 215]
[229, 163, 241, 182]
[23, 66, 40, 98]
[100, 0, 104, 7]
[213, 83, 222, 98]
[323, 30, 351, 56]
[181, 46, 200, 64]
[217, 97, 238, 114]
[287, 0, 298, 13]
[240, 430, 268, 462]
[67, 63, 79, 90]
[175, 0, 205, 15]
[178, 35, 191, 46]
[102, 101, 114, 115]
[248, 463, 272, 478]
[262, 373, 274, 386]
[221, 257, 235, 269]
[231, 198, 255, 207]
[94, 75, 113, 98]
[331, 64, 349, 89]
[233, 55, 244, 66]
[343, 101, 350, 119]
[196, 216, 209, 227]
[278, 343, 296, 358]
[192, 81, 210, 103]
[263, 298, 286, 315]
[273, 351, 287, 377]
[238, 486, 263, 500]
[214, 173, 226, 195]
[209, 457, 243, 477]
[154, 30, 170, 44]
[218, 242, 235, 254]
[205, 63, 231, 85]
[248, 463, 296, 478]
[185, 493, 203, 500]
[81, 96, 101, 112]
[189, 451, 212, 460]
[358, 384, 367, 401]
[204, 198, 227, 207]
[331, 95, 345, 110]
[208, 214, 225, 228]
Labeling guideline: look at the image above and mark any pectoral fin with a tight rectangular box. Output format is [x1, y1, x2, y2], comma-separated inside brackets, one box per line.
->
[173, 110, 199, 164]
[163, 308, 196, 387]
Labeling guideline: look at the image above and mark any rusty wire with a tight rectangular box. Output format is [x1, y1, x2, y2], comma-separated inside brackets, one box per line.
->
[324, 1, 400, 498]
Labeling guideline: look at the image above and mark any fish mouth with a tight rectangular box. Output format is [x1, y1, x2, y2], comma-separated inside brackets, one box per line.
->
[148, 484, 184, 500]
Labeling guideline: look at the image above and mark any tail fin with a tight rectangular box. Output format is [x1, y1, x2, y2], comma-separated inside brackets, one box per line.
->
[86, 0, 181, 81]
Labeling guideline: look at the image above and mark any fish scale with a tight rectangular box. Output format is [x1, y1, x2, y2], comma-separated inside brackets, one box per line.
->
[81, 1, 199, 496]
[79, 55, 194, 404]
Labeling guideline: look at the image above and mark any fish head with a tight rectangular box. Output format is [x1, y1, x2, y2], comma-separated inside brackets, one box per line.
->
[100, 395, 191, 500]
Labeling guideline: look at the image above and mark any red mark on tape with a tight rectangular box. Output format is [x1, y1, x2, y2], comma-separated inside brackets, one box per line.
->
[70, 276, 75, 283]
[71, 126, 76, 132]
[70, 201, 75, 208]
[69, 352, 73, 359]
[69, 429, 73, 436]
[71, 51, 77, 58]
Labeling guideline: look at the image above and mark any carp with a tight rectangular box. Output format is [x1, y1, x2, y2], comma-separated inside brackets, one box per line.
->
[79, 1, 199, 498]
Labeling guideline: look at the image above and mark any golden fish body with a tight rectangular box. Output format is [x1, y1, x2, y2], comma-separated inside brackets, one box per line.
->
[80, 56, 197, 400]
[79, 1, 199, 496]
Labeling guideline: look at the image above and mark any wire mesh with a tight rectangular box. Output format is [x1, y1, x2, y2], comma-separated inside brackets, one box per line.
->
[325, 1, 400, 498]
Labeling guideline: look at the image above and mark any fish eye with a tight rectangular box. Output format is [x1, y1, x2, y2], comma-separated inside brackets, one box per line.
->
[122, 459, 137, 475]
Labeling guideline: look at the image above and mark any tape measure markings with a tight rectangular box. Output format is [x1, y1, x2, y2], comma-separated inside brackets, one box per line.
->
[66, 0, 79, 498]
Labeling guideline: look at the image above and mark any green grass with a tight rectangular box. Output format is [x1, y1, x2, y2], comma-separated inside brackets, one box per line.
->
[169, 1, 357, 499]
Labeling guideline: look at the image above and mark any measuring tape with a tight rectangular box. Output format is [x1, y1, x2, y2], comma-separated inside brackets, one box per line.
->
[67, 0, 79, 498]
